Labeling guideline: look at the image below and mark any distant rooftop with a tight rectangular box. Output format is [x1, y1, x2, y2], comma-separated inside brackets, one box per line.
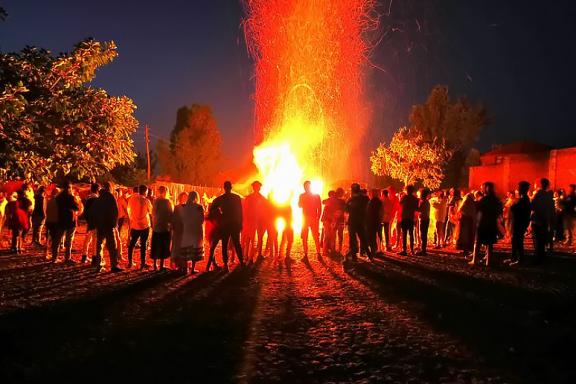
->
[483, 141, 551, 156]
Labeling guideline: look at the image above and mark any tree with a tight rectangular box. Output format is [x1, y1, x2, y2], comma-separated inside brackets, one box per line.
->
[409, 85, 488, 186]
[370, 127, 452, 189]
[410, 85, 487, 149]
[157, 104, 221, 185]
[104, 151, 156, 187]
[0, 39, 138, 183]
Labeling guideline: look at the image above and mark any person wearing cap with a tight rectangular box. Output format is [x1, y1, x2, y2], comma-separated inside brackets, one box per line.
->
[298, 180, 322, 261]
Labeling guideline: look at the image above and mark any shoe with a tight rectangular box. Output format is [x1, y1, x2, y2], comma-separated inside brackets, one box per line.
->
[96, 266, 105, 273]
[468, 260, 477, 266]
[223, 264, 230, 273]
[64, 259, 76, 264]
[415, 251, 427, 256]
[110, 266, 123, 273]
[81, 255, 88, 263]
[509, 260, 520, 267]
[126, 262, 133, 269]
[140, 264, 151, 270]
[398, 251, 407, 256]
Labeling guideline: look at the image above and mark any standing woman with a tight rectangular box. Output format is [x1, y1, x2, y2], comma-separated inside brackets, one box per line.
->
[151, 186, 174, 270]
[469, 182, 503, 267]
[5, 191, 30, 253]
[173, 192, 204, 274]
[171, 192, 189, 272]
[456, 193, 476, 257]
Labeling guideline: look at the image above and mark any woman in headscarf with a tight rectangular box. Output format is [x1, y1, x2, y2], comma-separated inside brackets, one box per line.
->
[172, 192, 204, 274]
[171, 192, 188, 272]
[456, 192, 476, 256]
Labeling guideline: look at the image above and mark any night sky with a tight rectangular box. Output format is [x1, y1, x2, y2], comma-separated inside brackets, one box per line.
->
[2, 0, 576, 166]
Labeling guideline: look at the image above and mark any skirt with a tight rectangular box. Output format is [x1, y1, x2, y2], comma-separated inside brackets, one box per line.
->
[177, 245, 204, 262]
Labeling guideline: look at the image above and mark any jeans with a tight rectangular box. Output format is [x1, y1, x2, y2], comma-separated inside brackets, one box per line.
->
[52, 226, 76, 261]
[94, 227, 119, 268]
[420, 219, 430, 253]
[382, 222, 391, 249]
[532, 223, 548, 263]
[128, 228, 150, 266]
[511, 226, 527, 262]
[348, 223, 369, 257]
[401, 220, 415, 253]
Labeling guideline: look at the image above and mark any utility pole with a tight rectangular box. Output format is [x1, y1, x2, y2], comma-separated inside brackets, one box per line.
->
[144, 124, 151, 181]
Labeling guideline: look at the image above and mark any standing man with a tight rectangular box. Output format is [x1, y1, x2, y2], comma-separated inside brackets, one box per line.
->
[531, 178, 555, 264]
[31, 186, 47, 246]
[509, 181, 531, 266]
[417, 188, 431, 256]
[92, 182, 122, 272]
[53, 181, 80, 263]
[298, 181, 322, 261]
[380, 189, 394, 252]
[366, 188, 383, 258]
[209, 181, 244, 271]
[561, 184, 576, 247]
[81, 183, 99, 264]
[431, 191, 448, 248]
[243, 181, 268, 262]
[346, 183, 370, 262]
[127, 184, 153, 269]
[399, 185, 419, 256]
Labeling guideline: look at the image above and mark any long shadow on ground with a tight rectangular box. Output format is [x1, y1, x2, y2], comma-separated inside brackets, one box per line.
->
[345, 255, 576, 384]
[0, 265, 260, 384]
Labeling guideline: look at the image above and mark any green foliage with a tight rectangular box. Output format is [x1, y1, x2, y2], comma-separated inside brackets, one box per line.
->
[370, 127, 452, 189]
[157, 104, 222, 185]
[0, 39, 138, 183]
[410, 85, 488, 151]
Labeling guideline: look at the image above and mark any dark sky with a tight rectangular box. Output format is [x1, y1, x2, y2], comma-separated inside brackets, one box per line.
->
[2, 0, 576, 164]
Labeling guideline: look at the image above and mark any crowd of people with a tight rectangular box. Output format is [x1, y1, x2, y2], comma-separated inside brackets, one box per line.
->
[0, 177, 574, 273]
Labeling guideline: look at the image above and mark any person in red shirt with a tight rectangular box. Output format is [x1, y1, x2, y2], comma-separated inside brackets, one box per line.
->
[298, 180, 322, 261]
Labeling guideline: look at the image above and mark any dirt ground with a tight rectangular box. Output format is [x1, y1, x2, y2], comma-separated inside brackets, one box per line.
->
[1, 227, 575, 383]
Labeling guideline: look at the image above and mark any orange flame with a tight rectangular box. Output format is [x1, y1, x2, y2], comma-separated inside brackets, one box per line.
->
[244, 0, 376, 232]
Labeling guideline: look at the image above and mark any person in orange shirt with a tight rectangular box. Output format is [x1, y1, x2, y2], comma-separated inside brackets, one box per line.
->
[127, 184, 153, 269]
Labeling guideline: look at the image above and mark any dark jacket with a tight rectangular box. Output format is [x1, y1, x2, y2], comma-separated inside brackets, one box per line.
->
[210, 192, 243, 230]
[366, 197, 383, 227]
[92, 191, 119, 230]
[56, 191, 79, 229]
[347, 194, 369, 226]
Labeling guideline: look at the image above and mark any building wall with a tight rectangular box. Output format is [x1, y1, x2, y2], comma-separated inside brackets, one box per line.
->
[550, 147, 576, 191]
[470, 147, 576, 193]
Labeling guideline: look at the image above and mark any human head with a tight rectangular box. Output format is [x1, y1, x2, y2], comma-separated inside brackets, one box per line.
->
[370, 189, 379, 199]
[420, 188, 430, 200]
[138, 184, 148, 195]
[103, 182, 112, 192]
[178, 192, 188, 205]
[16, 189, 25, 198]
[336, 187, 345, 198]
[303, 180, 311, 193]
[37, 186, 46, 196]
[328, 190, 335, 198]
[252, 181, 262, 193]
[518, 181, 530, 197]
[158, 185, 168, 198]
[90, 183, 99, 194]
[382, 189, 389, 198]
[406, 185, 415, 195]
[351, 183, 360, 194]
[62, 181, 72, 192]
[540, 178, 550, 191]
[223, 181, 232, 192]
[482, 181, 495, 196]
[187, 191, 198, 204]
[569, 184, 576, 195]
[132, 186, 139, 194]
